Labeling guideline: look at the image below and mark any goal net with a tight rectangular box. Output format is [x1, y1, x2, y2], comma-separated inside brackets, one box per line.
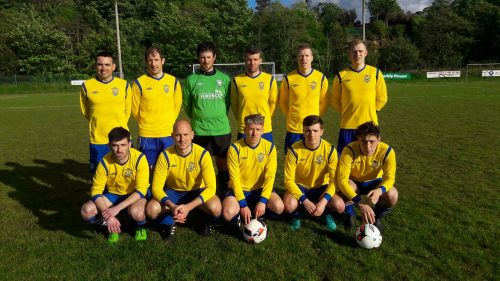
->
[466, 63, 500, 81]
[192, 62, 276, 79]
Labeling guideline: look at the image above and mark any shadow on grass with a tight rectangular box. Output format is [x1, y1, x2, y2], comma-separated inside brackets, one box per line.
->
[0, 159, 92, 238]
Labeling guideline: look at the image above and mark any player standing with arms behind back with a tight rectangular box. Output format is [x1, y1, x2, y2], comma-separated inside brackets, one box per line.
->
[231, 46, 278, 143]
[331, 39, 387, 156]
[183, 41, 231, 196]
[279, 44, 329, 153]
[80, 51, 131, 174]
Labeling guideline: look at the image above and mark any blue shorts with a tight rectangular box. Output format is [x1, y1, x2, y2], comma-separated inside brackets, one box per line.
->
[164, 188, 205, 205]
[138, 136, 174, 167]
[298, 185, 327, 203]
[90, 144, 110, 174]
[225, 189, 268, 206]
[93, 190, 150, 204]
[284, 132, 304, 154]
[337, 129, 357, 156]
[237, 132, 274, 143]
[354, 178, 383, 195]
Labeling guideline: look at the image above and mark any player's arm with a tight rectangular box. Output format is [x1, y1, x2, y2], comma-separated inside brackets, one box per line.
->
[227, 144, 246, 206]
[151, 151, 171, 207]
[198, 150, 217, 204]
[90, 161, 110, 212]
[268, 78, 278, 116]
[323, 146, 338, 201]
[79, 84, 89, 120]
[173, 78, 183, 119]
[181, 80, 193, 118]
[230, 78, 239, 120]
[284, 148, 305, 202]
[336, 147, 360, 202]
[131, 80, 141, 121]
[375, 69, 388, 111]
[124, 82, 132, 121]
[379, 147, 396, 193]
[319, 75, 329, 116]
[331, 73, 342, 113]
[278, 76, 289, 116]
[260, 144, 277, 203]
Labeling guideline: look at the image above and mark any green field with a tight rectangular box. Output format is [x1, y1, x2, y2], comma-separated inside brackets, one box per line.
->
[0, 81, 498, 281]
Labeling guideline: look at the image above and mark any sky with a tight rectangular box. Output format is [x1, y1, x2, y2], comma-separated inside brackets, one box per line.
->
[248, 0, 434, 19]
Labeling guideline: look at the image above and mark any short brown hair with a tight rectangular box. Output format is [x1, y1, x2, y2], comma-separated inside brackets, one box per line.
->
[348, 39, 367, 51]
[303, 115, 323, 128]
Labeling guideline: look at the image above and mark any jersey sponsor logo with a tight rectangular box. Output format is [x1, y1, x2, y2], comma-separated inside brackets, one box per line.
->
[91, 91, 98, 94]
[146, 87, 153, 91]
[196, 82, 203, 86]
[163, 85, 169, 93]
[343, 79, 351, 83]
[371, 160, 379, 168]
[200, 90, 223, 100]
[187, 162, 196, 172]
[216, 80, 223, 87]
[298, 158, 306, 162]
[171, 164, 177, 167]
[364, 75, 371, 83]
[240, 84, 248, 88]
[292, 83, 299, 88]
[241, 156, 248, 160]
[111, 87, 119, 96]
[310, 81, 317, 90]
[124, 168, 134, 178]
[258, 82, 265, 90]
[257, 153, 265, 163]
[315, 155, 324, 164]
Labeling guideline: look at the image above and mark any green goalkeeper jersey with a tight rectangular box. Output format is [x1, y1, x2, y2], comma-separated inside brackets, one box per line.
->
[183, 69, 231, 136]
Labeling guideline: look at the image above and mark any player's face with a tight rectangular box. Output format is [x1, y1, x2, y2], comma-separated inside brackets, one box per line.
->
[296, 48, 313, 71]
[146, 52, 165, 77]
[173, 123, 194, 152]
[358, 134, 380, 156]
[96, 56, 116, 81]
[245, 53, 262, 75]
[349, 43, 368, 66]
[198, 51, 216, 72]
[244, 123, 263, 146]
[110, 138, 131, 164]
[303, 123, 323, 149]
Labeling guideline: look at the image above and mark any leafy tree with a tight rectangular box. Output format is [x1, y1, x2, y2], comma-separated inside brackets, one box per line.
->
[378, 37, 420, 71]
[256, 0, 271, 12]
[367, 0, 402, 26]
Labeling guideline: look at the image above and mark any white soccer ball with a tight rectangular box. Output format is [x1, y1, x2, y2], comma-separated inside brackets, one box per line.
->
[242, 219, 267, 244]
[356, 224, 382, 249]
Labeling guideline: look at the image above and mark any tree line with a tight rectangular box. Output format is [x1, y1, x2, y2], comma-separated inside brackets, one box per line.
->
[0, 0, 498, 78]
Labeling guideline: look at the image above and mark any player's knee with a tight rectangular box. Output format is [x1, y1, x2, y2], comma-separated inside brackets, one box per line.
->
[328, 196, 345, 214]
[81, 202, 97, 220]
[269, 198, 284, 215]
[206, 197, 222, 217]
[146, 200, 161, 220]
[128, 204, 146, 222]
[284, 197, 298, 213]
[222, 205, 238, 221]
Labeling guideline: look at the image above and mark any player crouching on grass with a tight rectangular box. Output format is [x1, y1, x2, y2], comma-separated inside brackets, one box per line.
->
[283, 115, 345, 231]
[146, 120, 221, 240]
[81, 127, 150, 244]
[337, 121, 398, 232]
[222, 114, 284, 232]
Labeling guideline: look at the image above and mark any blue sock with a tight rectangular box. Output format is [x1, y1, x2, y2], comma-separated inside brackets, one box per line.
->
[159, 213, 174, 225]
[288, 209, 301, 220]
[264, 209, 279, 220]
[135, 220, 146, 227]
[229, 214, 239, 224]
[374, 204, 392, 219]
[345, 204, 355, 217]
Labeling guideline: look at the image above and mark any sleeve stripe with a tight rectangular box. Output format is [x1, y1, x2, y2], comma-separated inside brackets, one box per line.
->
[289, 147, 298, 159]
[382, 146, 392, 165]
[135, 190, 145, 198]
[125, 82, 129, 98]
[270, 76, 274, 88]
[230, 143, 239, 157]
[174, 78, 178, 92]
[136, 153, 145, 170]
[232, 77, 238, 95]
[347, 145, 355, 163]
[285, 75, 289, 90]
[376, 68, 380, 80]
[134, 79, 143, 95]
[199, 149, 208, 166]
[100, 159, 108, 175]
[161, 150, 170, 169]
[320, 74, 326, 90]
[82, 83, 88, 96]
[269, 143, 275, 156]
[328, 145, 335, 161]
[336, 72, 342, 84]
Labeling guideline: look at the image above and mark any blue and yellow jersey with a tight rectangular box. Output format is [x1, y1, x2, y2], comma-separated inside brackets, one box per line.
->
[80, 77, 131, 144]
[231, 72, 278, 134]
[131, 73, 182, 137]
[337, 141, 396, 202]
[331, 65, 387, 129]
[279, 69, 329, 133]
[284, 139, 338, 202]
[91, 148, 149, 199]
[151, 144, 216, 204]
[227, 138, 277, 208]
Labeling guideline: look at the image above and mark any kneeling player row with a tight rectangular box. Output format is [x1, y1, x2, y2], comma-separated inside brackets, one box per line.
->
[81, 115, 398, 243]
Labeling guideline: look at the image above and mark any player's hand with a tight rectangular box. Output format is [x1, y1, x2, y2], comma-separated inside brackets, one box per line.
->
[106, 216, 121, 234]
[312, 199, 327, 217]
[303, 199, 316, 214]
[102, 206, 120, 220]
[359, 204, 375, 224]
[254, 202, 266, 219]
[367, 188, 383, 205]
[174, 204, 190, 224]
[240, 207, 252, 225]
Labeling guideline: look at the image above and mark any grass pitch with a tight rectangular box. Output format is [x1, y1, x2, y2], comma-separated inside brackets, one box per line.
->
[0, 80, 498, 281]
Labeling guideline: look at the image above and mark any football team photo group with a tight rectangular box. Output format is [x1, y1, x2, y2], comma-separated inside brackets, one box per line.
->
[79, 39, 397, 247]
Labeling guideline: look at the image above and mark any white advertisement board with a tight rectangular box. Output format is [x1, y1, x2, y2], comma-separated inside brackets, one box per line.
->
[427, 71, 461, 78]
[481, 70, 500, 77]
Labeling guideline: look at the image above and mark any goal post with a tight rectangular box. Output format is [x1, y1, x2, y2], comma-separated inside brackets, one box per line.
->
[192, 62, 276, 79]
[466, 63, 500, 81]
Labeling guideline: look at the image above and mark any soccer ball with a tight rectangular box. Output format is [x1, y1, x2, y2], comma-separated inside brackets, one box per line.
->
[356, 224, 382, 249]
[242, 219, 267, 244]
